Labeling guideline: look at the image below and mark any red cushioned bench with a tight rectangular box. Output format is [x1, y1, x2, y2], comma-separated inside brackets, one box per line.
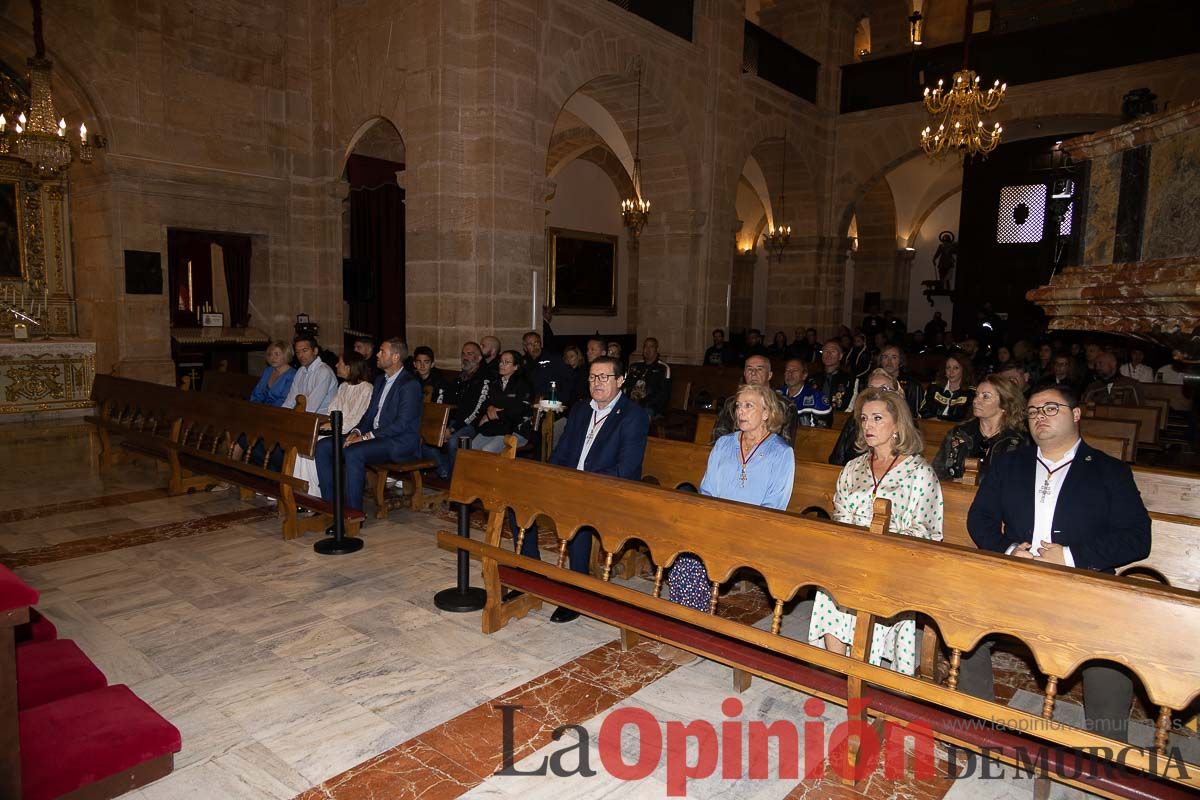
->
[15, 607, 58, 644]
[2, 564, 181, 799]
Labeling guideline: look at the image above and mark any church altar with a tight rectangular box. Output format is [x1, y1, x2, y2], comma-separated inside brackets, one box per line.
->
[0, 339, 96, 418]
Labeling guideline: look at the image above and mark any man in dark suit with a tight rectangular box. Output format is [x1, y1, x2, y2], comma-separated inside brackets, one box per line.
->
[315, 337, 422, 513]
[961, 384, 1151, 742]
[517, 355, 649, 622]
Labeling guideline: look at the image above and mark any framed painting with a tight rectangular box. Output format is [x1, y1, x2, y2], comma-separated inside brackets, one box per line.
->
[0, 179, 24, 280]
[547, 227, 618, 316]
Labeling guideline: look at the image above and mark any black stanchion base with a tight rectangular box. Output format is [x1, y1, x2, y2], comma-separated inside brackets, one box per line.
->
[433, 586, 487, 612]
[314, 536, 365, 555]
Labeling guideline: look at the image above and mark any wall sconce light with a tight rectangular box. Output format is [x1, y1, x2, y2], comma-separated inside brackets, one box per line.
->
[909, 10, 923, 46]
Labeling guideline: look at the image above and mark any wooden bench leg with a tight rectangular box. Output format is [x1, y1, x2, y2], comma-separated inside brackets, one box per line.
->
[371, 466, 390, 520]
[620, 628, 641, 651]
[732, 668, 752, 693]
[919, 622, 939, 681]
[408, 470, 427, 511]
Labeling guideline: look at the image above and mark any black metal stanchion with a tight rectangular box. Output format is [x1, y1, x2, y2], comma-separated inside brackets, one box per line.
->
[434, 435, 486, 611]
[315, 410, 364, 555]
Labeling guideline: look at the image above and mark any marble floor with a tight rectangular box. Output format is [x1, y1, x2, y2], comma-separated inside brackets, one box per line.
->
[1, 422, 1168, 799]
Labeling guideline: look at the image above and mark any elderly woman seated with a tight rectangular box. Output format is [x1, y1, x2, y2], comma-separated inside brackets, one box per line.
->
[668, 384, 795, 602]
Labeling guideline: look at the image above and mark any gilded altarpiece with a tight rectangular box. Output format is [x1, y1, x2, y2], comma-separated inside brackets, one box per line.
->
[0, 158, 92, 415]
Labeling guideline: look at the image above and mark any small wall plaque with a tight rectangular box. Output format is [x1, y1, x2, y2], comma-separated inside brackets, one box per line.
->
[124, 250, 163, 295]
[201, 312, 224, 328]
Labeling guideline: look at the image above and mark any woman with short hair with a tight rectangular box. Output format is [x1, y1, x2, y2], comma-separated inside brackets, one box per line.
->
[932, 374, 1029, 481]
[668, 383, 796, 615]
[249, 341, 295, 407]
[808, 387, 943, 676]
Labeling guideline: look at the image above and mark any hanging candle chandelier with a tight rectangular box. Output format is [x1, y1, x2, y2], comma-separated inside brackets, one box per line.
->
[762, 131, 790, 260]
[918, 0, 1005, 160]
[620, 65, 649, 238]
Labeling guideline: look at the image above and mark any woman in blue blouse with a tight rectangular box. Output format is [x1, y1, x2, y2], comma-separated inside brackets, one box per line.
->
[668, 383, 795, 612]
[250, 341, 295, 406]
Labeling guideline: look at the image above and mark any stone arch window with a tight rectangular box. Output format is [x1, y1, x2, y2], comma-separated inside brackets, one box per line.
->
[854, 15, 872, 60]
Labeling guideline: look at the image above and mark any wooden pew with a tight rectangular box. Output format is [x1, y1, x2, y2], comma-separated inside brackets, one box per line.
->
[87, 375, 364, 540]
[198, 369, 259, 400]
[642, 438, 1199, 592]
[1079, 417, 1138, 462]
[1087, 404, 1160, 448]
[87, 374, 185, 473]
[1133, 466, 1200, 520]
[1141, 382, 1190, 413]
[442, 451, 1200, 799]
[369, 402, 451, 517]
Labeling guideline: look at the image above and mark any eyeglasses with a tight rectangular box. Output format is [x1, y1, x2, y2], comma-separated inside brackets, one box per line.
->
[587, 373, 618, 383]
[1027, 402, 1072, 418]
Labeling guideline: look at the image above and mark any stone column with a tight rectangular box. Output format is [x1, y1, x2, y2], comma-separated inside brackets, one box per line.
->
[766, 235, 843, 335]
[892, 247, 917, 323]
[635, 208, 706, 363]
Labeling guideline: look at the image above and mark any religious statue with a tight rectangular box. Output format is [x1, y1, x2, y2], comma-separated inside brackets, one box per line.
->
[932, 231, 958, 288]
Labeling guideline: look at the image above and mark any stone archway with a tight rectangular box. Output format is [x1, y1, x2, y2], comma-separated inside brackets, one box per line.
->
[541, 61, 699, 358]
[341, 117, 406, 345]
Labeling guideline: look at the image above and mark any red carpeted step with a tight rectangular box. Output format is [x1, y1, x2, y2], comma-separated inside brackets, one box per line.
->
[20, 684, 182, 800]
[15, 607, 58, 644]
[16, 639, 107, 709]
[0, 563, 38, 612]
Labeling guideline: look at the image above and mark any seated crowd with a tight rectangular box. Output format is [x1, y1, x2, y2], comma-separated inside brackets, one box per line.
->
[234, 313, 1191, 740]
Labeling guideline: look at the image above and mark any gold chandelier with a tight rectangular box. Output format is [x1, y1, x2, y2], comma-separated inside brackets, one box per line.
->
[920, 69, 1005, 159]
[0, 0, 93, 177]
[620, 65, 649, 238]
[918, 0, 1005, 160]
[762, 131, 790, 260]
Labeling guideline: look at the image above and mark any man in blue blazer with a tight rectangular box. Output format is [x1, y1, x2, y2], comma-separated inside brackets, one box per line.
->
[316, 337, 422, 512]
[517, 355, 649, 622]
[961, 384, 1151, 741]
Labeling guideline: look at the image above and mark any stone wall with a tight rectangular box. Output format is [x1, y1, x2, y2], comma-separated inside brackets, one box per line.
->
[4, 0, 1199, 377]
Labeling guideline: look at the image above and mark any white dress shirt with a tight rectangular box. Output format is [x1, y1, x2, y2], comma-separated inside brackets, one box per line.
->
[1028, 437, 1081, 567]
[575, 398, 614, 471]
[284, 358, 338, 415]
[1119, 363, 1153, 383]
[361, 368, 404, 437]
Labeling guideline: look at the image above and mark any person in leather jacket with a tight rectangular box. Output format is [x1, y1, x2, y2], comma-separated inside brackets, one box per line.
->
[932, 374, 1030, 480]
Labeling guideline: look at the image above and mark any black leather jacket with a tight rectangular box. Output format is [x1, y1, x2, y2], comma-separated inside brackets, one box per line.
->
[932, 417, 1029, 480]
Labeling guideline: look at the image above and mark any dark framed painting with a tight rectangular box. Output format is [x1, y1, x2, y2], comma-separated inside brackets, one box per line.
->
[547, 227, 618, 316]
[0, 179, 25, 280]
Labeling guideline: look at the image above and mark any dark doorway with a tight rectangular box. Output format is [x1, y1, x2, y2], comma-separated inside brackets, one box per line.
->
[166, 229, 252, 330]
[345, 153, 405, 344]
[955, 134, 1088, 342]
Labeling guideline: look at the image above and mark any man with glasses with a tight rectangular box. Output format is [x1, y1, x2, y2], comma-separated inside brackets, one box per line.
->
[711, 355, 797, 443]
[961, 385, 1150, 742]
[515, 356, 649, 623]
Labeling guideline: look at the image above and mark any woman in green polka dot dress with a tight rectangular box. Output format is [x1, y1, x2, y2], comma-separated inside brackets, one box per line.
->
[807, 386, 943, 675]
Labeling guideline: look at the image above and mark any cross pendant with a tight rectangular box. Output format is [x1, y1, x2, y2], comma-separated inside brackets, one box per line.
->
[1039, 479, 1052, 503]
[739, 467, 747, 486]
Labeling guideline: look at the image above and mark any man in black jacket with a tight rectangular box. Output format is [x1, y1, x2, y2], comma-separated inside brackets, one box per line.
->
[703, 329, 737, 366]
[440, 341, 490, 479]
[813, 339, 854, 412]
[412, 346, 450, 403]
[625, 337, 671, 420]
[960, 385, 1151, 742]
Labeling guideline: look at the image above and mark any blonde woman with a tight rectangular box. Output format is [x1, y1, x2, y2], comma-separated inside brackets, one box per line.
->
[669, 384, 795, 611]
[808, 387, 943, 675]
[249, 341, 295, 407]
